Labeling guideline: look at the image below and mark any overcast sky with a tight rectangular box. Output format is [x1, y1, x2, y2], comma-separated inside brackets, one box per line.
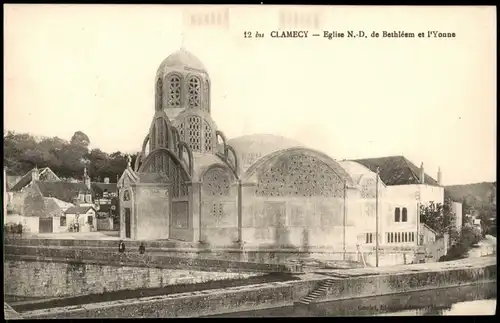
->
[4, 5, 496, 185]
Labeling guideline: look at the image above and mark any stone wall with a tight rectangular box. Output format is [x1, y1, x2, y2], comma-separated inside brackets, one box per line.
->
[21, 279, 318, 319]
[322, 262, 497, 302]
[200, 166, 239, 246]
[4, 259, 262, 299]
[4, 245, 290, 273]
[5, 237, 423, 267]
[135, 185, 170, 240]
[19, 258, 497, 319]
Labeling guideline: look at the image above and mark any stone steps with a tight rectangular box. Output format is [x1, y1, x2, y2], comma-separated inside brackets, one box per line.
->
[295, 279, 337, 305]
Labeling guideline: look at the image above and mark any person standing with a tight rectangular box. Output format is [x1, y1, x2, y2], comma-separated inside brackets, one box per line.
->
[118, 240, 126, 253]
[139, 242, 146, 254]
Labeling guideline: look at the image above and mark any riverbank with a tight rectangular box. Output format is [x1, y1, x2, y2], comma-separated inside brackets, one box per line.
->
[206, 281, 497, 316]
[18, 256, 496, 318]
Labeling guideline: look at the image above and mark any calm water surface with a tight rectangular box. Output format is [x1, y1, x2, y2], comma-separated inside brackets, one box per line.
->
[208, 282, 496, 317]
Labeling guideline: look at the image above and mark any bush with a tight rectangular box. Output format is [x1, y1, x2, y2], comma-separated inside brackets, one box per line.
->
[440, 224, 482, 261]
[4, 223, 23, 236]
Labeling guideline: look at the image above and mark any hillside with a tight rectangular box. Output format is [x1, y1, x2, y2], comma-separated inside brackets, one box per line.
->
[445, 182, 497, 208]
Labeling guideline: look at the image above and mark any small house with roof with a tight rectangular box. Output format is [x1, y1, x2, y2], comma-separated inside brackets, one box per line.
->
[61, 205, 97, 233]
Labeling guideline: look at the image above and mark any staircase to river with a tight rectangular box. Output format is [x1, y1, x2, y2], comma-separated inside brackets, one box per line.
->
[295, 279, 337, 305]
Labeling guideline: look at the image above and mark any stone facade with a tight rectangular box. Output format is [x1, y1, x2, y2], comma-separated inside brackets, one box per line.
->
[117, 48, 449, 266]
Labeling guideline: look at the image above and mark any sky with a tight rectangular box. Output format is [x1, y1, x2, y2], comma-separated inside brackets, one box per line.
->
[4, 5, 497, 186]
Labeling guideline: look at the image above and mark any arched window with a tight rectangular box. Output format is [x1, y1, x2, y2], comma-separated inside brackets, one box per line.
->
[203, 167, 231, 196]
[203, 120, 213, 152]
[150, 124, 157, 151]
[256, 153, 344, 197]
[156, 78, 163, 110]
[177, 123, 185, 143]
[188, 76, 201, 109]
[168, 75, 181, 108]
[187, 116, 202, 152]
[203, 79, 210, 113]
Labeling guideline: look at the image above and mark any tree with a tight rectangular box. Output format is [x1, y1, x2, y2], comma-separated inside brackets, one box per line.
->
[3, 131, 137, 184]
[70, 131, 90, 148]
[441, 223, 482, 261]
[420, 199, 456, 237]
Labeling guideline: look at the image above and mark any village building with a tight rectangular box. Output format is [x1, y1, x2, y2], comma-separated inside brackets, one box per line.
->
[113, 48, 457, 266]
[91, 177, 119, 231]
[61, 205, 97, 233]
[5, 166, 93, 233]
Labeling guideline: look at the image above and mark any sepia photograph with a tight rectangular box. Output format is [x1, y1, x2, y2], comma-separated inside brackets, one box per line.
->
[3, 4, 497, 318]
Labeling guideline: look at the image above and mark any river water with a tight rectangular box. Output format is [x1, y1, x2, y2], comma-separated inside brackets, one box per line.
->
[208, 282, 496, 317]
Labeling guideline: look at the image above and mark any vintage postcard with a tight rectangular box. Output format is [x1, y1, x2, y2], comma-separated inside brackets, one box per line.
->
[3, 4, 496, 318]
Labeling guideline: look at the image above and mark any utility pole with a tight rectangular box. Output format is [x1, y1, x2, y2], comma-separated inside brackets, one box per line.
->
[343, 180, 347, 261]
[375, 167, 380, 268]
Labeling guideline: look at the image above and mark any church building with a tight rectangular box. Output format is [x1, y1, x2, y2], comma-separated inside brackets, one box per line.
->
[118, 49, 448, 265]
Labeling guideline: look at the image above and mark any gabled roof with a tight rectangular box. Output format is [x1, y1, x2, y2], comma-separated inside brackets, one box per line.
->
[44, 197, 74, 211]
[352, 156, 440, 187]
[6, 175, 23, 191]
[34, 181, 91, 203]
[64, 205, 96, 215]
[9, 167, 61, 192]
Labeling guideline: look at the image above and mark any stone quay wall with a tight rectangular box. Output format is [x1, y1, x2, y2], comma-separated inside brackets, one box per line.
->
[4, 245, 291, 273]
[3, 237, 412, 267]
[321, 261, 497, 303]
[4, 257, 263, 299]
[19, 257, 496, 318]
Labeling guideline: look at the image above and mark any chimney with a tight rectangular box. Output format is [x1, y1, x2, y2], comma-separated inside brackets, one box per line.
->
[32, 166, 40, 181]
[104, 177, 110, 184]
[420, 162, 425, 184]
[83, 166, 91, 190]
[437, 167, 442, 185]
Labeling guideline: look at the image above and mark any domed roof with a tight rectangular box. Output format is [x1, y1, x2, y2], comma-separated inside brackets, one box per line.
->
[227, 134, 305, 172]
[337, 160, 376, 185]
[157, 48, 207, 74]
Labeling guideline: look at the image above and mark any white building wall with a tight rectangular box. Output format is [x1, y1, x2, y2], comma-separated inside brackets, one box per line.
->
[4, 215, 39, 233]
[451, 202, 463, 231]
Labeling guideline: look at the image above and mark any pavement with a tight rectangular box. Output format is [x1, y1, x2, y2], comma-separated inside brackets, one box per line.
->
[315, 256, 496, 278]
[20, 231, 120, 240]
[4, 302, 23, 319]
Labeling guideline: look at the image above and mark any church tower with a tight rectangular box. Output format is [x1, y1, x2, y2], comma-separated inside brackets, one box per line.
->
[151, 48, 216, 155]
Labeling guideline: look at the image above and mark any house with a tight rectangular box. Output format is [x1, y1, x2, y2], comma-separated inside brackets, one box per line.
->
[90, 177, 119, 231]
[61, 206, 97, 233]
[91, 177, 118, 215]
[6, 167, 94, 233]
[9, 166, 61, 192]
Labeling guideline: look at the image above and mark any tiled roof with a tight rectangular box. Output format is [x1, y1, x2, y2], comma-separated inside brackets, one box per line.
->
[44, 197, 74, 211]
[34, 181, 91, 203]
[9, 168, 39, 192]
[6, 175, 22, 190]
[65, 206, 96, 215]
[352, 156, 439, 186]
[9, 167, 60, 192]
[43, 198, 65, 217]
